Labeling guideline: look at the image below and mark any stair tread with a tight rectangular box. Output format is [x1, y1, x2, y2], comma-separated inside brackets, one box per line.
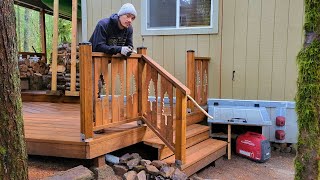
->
[163, 139, 227, 169]
[143, 124, 209, 147]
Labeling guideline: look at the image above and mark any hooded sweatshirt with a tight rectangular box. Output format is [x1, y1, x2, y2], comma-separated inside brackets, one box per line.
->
[89, 14, 133, 54]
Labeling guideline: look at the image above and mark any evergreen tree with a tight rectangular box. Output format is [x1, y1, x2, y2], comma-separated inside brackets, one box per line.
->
[0, 0, 28, 179]
[295, 0, 320, 179]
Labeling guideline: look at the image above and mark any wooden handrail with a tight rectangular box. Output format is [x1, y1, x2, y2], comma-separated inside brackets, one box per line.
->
[79, 44, 188, 164]
[92, 52, 142, 58]
[142, 55, 190, 95]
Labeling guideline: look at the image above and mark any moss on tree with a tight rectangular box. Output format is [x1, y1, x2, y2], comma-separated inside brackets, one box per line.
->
[295, 0, 320, 179]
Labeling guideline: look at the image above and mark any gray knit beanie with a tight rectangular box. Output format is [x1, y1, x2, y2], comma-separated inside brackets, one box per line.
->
[118, 3, 137, 17]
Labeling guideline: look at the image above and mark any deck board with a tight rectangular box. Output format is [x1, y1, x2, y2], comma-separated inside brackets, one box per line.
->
[23, 102, 81, 142]
[22, 101, 146, 159]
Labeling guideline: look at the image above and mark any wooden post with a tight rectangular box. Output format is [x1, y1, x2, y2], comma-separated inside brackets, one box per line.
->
[228, 124, 231, 159]
[137, 47, 147, 55]
[65, 0, 79, 96]
[187, 50, 195, 111]
[51, 0, 59, 91]
[138, 47, 147, 115]
[79, 43, 94, 141]
[70, 0, 77, 92]
[93, 155, 106, 167]
[175, 89, 187, 165]
[39, 9, 47, 61]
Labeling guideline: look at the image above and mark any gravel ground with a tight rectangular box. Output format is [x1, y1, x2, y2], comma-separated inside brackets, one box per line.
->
[28, 151, 295, 180]
[195, 151, 295, 180]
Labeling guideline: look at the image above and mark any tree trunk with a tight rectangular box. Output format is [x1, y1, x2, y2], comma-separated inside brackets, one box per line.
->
[295, 1, 320, 179]
[0, 0, 28, 179]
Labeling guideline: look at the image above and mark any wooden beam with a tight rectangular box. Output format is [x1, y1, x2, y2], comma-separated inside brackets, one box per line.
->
[70, 0, 77, 92]
[39, 9, 47, 61]
[51, 0, 59, 91]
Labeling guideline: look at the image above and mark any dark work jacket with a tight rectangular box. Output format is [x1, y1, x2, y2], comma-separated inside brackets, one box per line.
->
[89, 14, 133, 54]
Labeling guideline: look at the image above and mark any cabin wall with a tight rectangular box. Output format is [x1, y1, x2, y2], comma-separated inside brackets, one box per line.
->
[86, 0, 304, 101]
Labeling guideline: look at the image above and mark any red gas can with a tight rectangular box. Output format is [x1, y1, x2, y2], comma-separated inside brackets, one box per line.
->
[236, 132, 271, 162]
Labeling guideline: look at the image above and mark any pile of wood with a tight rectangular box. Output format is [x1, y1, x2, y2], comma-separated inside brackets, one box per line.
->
[19, 55, 49, 78]
[46, 43, 80, 92]
[19, 55, 50, 90]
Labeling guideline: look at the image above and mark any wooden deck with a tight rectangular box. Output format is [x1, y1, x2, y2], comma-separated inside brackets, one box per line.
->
[23, 101, 147, 159]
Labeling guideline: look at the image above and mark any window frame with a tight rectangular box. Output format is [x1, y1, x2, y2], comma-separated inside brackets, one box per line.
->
[141, 0, 219, 35]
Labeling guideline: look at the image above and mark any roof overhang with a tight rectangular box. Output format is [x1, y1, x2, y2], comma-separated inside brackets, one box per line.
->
[14, 0, 71, 20]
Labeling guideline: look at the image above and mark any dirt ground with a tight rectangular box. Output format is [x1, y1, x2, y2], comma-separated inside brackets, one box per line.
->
[28, 150, 295, 180]
[195, 151, 295, 180]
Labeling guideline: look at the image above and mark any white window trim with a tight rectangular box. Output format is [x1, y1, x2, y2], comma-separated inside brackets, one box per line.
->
[141, 0, 219, 36]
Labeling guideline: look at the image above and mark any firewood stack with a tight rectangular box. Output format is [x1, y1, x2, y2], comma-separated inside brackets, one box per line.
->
[18, 55, 50, 90]
[65, 73, 80, 91]
[46, 43, 80, 93]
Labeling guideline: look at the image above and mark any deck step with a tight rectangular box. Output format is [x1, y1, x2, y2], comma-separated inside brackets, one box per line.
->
[143, 124, 210, 160]
[163, 139, 227, 176]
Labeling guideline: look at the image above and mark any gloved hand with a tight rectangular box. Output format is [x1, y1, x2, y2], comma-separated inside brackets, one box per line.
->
[121, 46, 133, 56]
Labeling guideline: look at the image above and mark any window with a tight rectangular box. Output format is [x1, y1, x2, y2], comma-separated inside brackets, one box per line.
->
[141, 0, 219, 35]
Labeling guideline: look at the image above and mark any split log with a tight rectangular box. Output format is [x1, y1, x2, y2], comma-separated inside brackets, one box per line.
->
[19, 64, 28, 72]
[65, 82, 80, 87]
[65, 87, 80, 91]
[65, 77, 80, 82]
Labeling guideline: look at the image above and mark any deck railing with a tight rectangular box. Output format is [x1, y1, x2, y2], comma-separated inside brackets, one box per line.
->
[79, 43, 189, 164]
[186, 50, 210, 111]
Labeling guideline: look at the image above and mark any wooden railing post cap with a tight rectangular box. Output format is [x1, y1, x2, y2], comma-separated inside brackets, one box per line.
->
[79, 41, 92, 46]
[187, 50, 195, 53]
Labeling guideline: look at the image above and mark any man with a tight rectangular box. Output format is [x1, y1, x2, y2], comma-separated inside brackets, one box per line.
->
[89, 3, 136, 56]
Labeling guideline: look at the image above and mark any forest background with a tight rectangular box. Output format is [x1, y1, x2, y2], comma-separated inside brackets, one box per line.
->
[15, 5, 71, 61]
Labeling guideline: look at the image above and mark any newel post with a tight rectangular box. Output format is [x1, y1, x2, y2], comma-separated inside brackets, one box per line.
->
[137, 47, 147, 55]
[79, 42, 94, 141]
[175, 89, 187, 165]
[137, 47, 148, 115]
[187, 50, 195, 111]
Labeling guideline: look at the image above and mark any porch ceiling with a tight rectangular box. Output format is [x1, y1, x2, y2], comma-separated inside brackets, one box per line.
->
[14, 0, 71, 20]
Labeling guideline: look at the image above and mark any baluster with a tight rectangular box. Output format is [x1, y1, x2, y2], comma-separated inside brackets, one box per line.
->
[202, 60, 209, 105]
[126, 57, 139, 118]
[195, 60, 203, 104]
[101, 58, 110, 124]
[94, 57, 103, 127]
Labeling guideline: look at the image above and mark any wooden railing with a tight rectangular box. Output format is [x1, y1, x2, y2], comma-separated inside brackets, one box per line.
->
[186, 50, 210, 111]
[79, 43, 189, 164]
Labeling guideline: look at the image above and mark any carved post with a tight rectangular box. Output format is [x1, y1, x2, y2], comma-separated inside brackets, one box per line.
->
[79, 42, 94, 141]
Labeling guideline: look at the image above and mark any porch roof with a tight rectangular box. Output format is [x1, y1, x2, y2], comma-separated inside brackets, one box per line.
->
[14, 0, 78, 20]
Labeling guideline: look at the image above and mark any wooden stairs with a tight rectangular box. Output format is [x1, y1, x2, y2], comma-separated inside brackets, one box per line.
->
[143, 113, 227, 176]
